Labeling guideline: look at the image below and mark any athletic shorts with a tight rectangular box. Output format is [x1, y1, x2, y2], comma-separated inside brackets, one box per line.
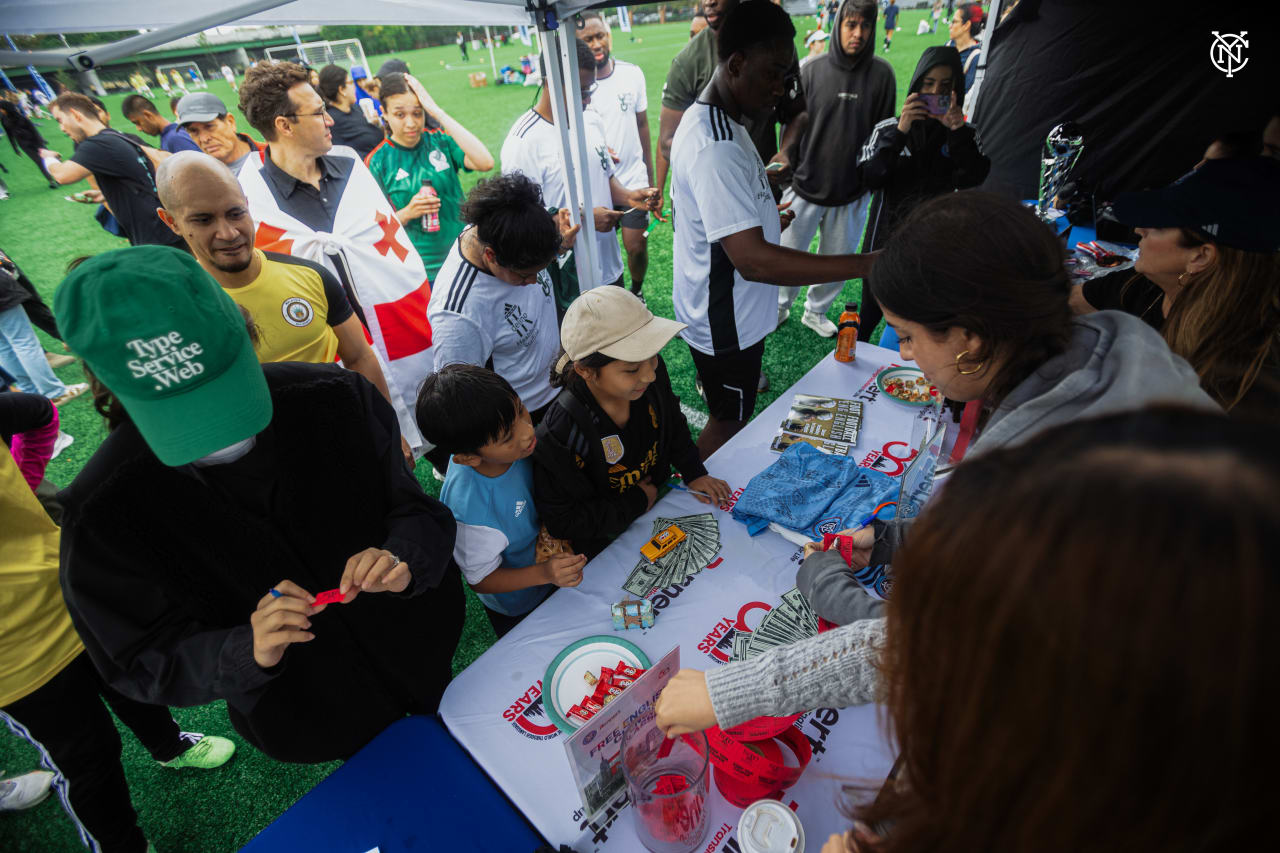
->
[614, 203, 648, 230]
[688, 338, 766, 423]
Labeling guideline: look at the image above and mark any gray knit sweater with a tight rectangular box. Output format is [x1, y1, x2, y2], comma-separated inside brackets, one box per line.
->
[704, 618, 885, 729]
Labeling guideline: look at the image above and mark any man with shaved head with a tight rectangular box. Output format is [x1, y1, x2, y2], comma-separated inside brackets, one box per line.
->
[155, 151, 405, 463]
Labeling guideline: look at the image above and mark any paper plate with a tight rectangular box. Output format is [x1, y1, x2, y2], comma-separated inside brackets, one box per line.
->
[543, 635, 651, 734]
[876, 366, 940, 407]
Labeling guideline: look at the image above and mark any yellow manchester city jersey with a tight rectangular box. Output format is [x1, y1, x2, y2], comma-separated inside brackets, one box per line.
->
[225, 250, 354, 365]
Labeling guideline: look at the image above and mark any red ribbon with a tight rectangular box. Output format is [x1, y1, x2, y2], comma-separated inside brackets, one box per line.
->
[683, 715, 813, 807]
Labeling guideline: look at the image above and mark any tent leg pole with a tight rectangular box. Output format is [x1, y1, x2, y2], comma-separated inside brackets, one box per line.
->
[486, 26, 498, 82]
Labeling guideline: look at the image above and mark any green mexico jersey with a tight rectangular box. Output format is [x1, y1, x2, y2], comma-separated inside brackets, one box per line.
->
[367, 131, 469, 282]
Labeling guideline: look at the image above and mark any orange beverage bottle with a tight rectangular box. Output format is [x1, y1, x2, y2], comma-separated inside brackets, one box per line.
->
[834, 302, 860, 363]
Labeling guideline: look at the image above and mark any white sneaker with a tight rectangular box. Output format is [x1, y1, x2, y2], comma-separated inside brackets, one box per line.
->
[0, 771, 55, 811]
[801, 311, 838, 338]
[51, 382, 89, 407]
[52, 431, 74, 459]
[777, 304, 790, 326]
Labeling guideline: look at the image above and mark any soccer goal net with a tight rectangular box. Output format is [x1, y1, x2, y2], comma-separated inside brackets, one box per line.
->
[155, 61, 207, 89]
[264, 39, 369, 74]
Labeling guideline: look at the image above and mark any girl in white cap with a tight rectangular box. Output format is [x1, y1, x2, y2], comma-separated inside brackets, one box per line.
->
[533, 288, 730, 558]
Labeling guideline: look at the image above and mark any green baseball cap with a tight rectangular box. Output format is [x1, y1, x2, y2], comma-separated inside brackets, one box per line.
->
[55, 245, 272, 466]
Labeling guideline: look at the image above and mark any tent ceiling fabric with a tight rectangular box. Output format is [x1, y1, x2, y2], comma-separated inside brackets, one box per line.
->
[0, 0, 543, 34]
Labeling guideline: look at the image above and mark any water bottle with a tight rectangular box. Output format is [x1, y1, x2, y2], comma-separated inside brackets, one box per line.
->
[834, 302, 860, 363]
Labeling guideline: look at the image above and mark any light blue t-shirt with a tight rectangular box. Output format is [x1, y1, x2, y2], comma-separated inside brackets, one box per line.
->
[439, 457, 549, 616]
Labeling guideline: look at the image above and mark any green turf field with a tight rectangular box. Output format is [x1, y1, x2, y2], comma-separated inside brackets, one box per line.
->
[0, 12, 945, 851]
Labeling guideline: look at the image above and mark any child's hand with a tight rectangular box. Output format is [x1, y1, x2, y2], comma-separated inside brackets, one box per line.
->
[686, 475, 731, 505]
[639, 477, 659, 510]
[540, 552, 587, 587]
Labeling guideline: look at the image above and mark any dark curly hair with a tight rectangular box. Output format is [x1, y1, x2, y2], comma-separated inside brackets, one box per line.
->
[459, 173, 561, 272]
[239, 60, 311, 141]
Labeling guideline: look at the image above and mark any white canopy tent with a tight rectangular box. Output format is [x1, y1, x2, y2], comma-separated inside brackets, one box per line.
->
[0, 0, 617, 287]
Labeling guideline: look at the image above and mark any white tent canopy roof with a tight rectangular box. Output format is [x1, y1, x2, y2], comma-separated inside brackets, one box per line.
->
[0, 0, 550, 33]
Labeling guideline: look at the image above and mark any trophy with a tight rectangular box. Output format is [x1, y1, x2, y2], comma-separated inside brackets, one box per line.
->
[1036, 122, 1085, 222]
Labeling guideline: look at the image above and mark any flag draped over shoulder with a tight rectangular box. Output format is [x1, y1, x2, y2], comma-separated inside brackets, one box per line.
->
[239, 146, 433, 453]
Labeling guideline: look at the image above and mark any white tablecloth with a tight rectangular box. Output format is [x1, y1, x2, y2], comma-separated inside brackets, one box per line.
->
[441, 345, 931, 851]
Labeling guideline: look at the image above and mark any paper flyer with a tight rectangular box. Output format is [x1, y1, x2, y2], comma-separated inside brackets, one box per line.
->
[772, 394, 863, 455]
[562, 646, 680, 821]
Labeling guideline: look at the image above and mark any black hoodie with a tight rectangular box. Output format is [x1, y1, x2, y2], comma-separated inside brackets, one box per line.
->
[858, 46, 991, 253]
[854, 46, 990, 342]
[791, 0, 897, 206]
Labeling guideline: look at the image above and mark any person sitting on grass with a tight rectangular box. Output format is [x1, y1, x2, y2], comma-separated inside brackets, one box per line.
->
[2, 402, 235, 853]
[366, 71, 494, 287]
[534, 287, 731, 559]
[55, 246, 463, 764]
[657, 407, 1278, 853]
[416, 364, 587, 638]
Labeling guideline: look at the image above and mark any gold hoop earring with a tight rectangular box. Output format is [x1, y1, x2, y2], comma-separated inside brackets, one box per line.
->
[955, 349, 984, 376]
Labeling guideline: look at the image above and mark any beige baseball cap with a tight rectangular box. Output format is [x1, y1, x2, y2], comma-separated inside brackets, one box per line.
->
[560, 286, 686, 365]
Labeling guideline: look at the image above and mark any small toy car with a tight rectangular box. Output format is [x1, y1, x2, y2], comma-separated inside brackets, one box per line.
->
[641, 525, 685, 561]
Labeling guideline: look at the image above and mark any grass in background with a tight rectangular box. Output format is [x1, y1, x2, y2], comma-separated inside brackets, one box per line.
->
[0, 11, 944, 851]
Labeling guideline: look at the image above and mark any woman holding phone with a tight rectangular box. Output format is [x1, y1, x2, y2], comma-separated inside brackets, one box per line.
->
[854, 45, 989, 341]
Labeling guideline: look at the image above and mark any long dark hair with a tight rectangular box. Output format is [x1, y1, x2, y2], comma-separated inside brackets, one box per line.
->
[860, 407, 1279, 852]
[1162, 228, 1280, 412]
[871, 191, 1073, 406]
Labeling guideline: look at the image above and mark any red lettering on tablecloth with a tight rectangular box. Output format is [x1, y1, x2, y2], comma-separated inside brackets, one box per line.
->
[502, 679, 560, 740]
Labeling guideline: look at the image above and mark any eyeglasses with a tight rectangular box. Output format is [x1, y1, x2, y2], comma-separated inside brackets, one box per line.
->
[284, 110, 328, 120]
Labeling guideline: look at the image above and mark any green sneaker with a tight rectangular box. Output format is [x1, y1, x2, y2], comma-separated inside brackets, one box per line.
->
[160, 734, 235, 770]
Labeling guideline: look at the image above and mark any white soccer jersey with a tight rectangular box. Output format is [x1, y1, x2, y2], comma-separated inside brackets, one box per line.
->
[500, 108, 624, 289]
[670, 101, 782, 355]
[588, 59, 649, 190]
[427, 236, 561, 411]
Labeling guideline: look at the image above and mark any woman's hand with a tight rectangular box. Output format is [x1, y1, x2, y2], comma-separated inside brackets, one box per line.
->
[250, 580, 322, 668]
[655, 669, 718, 736]
[405, 74, 442, 118]
[555, 208, 580, 252]
[396, 189, 441, 224]
[897, 93, 930, 133]
[939, 94, 965, 130]
[339, 548, 411, 600]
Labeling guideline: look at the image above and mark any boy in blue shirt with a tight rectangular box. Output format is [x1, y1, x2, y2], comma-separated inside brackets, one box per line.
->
[417, 364, 587, 636]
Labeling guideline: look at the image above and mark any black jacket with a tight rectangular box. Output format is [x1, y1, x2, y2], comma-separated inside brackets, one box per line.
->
[532, 360, 706, 559]
[0, 100, 45, 152]
[0, 249, 37, 313]
[791, 0, 897, 206]
[858, 46, 991, 252]
[58, 363, 464, 763]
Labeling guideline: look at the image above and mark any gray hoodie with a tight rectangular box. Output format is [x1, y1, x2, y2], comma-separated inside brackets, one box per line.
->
[707, 311, 1219, 727]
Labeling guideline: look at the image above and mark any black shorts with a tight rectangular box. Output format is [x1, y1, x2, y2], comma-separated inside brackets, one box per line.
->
[614, 203, 648, 230]
[688, 338, 765, 423]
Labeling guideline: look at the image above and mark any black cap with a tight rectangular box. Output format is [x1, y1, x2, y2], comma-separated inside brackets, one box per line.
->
[376, 59, 410, 78]
[1113, 156, 1280, 253]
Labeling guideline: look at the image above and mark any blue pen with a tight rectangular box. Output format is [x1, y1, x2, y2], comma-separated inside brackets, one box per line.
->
[268, 588, 282, 598]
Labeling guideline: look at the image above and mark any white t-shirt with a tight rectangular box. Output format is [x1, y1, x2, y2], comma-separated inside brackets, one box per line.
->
[587, 59, 649, 190]
[426, 235, 561, 411]
[500, 108, 624, 289]
[670, 101, 782, 356]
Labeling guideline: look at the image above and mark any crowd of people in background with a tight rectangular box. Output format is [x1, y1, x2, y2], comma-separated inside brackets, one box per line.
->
[2, 2, 1279, 852]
